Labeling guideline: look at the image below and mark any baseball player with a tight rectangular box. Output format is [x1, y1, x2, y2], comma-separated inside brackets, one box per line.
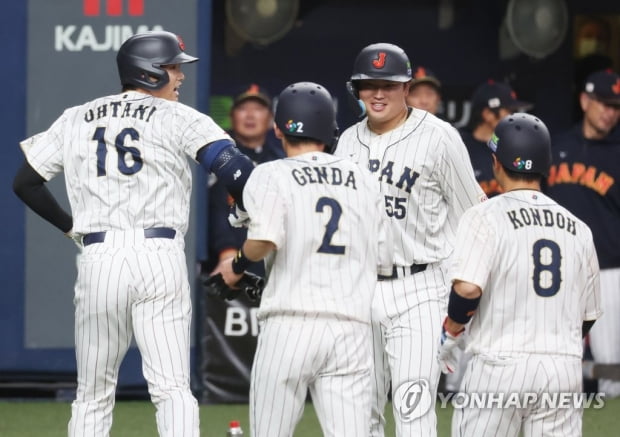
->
[12, 31, 255, 437]
[335, 43, 486, 437]
[215, 82, 393, 437]
[439, 113, 602, 437]
[545, 69, 620, 399]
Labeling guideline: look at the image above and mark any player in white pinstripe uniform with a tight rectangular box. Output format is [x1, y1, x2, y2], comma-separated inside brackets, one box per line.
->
[438, 113, 602, 437]
[335, 43, 486, 437]
[13, 31, 256, 437]
[217, 82, 393, 437]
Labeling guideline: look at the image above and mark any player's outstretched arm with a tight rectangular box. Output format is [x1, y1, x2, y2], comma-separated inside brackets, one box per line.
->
[13, 159, 72, 233]
[196, 141, 254, 209]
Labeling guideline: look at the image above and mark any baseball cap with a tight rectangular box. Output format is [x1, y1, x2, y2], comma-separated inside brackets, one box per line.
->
[232, 83, 272, 109]
[584, 69, 620, 105]
[410, 66, 441, 89]
[471, 80, 533, 112]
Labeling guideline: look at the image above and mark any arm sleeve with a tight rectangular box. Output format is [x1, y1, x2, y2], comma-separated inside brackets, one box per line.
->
[13, 160, 73, 233]
[450, 207, 495, 291]
[197, 141, 255, 209]
[244, 164, 286, 248]
[439, 126, 487, 215]
[583, 229, 603, 321]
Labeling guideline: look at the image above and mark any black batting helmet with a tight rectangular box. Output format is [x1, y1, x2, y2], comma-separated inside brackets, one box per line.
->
[487, 113, 551, 176]
[116, 31, 198, 90]
[350, 43, 412, 83]
[275, 82, 339, 152]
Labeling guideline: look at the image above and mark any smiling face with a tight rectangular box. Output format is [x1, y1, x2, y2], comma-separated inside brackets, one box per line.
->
[357, 79, 409, 134]
[407, 82, 441, 114]
[149, 64, 185, 101]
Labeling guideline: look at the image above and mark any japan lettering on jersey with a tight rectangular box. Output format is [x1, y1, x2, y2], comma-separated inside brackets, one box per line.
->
[335, 109, 486, 265]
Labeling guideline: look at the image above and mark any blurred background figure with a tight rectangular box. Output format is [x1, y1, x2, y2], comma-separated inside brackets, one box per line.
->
[545, 69, 620, 399]
[406, 65, 442, 116]
[457, 80, 533, 199]
[204, 83, 284, 278]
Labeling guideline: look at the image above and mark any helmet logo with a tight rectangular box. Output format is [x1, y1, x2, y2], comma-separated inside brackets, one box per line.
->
[612, 79, 620, 95]
[414, 67, 427, 78]
[285, 119, 305, 133]
[176, 35, 186, 51]
[513, 157, 533, 170]
[372, 52, 387, 69]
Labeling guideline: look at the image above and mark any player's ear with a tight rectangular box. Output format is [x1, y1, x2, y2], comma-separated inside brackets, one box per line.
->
[273, 123, 284, 140]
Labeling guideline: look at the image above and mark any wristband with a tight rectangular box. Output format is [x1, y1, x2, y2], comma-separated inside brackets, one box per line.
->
[231, 248, 252, 274]
[447, 286, 480, 325]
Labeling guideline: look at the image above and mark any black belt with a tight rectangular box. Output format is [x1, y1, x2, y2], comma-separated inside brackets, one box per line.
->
[378, 263, 427, 281]
[82, 227, 176, 246]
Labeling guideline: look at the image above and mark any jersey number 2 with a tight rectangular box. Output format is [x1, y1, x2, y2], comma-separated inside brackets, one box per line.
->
[93, 127, 143, 176]
[532, 239, 561, 297]
[316, 197, 345, 254]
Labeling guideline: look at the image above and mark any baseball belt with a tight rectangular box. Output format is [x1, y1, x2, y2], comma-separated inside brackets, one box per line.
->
[378, 263, 427, 281]
[82, 227, 176, 246]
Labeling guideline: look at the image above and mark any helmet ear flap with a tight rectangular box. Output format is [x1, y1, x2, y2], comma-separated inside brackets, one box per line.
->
[345, 81, 366, 119]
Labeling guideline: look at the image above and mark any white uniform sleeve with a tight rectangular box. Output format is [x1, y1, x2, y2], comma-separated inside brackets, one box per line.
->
[450, 207, 496, 290]
[583, 228, 603, 321]
[439, 126, 487, 215]
[178, 105, 233, 159]
[23, 113, 68, 181]
[244, 163, 287, 247]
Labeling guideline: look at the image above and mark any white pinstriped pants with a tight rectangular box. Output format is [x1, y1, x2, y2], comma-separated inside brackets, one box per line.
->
[68, 230, 199, 437]
[588, 267, 620, 398]
[452, 354, 583, 437]
[370, 263, 448, 437]
[250, 315, 372, 437]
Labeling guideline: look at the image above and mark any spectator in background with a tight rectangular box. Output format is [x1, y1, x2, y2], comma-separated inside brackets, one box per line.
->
[545, 69, 620, 399]
[199, 84, 284, 403]
[457, 80, 533, 199]
[204, 84, 284, 278]
[406, 66, 442, 116]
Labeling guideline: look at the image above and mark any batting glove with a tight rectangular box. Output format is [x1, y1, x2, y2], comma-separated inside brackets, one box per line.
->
[438, 318, 465, 374]
[228, 204, 250, 228]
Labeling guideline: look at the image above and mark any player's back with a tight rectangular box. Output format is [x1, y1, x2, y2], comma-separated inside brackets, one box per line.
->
[459, 190, 600, 357]
[245, 152, 387, 323]
[51, 91, 227, 235]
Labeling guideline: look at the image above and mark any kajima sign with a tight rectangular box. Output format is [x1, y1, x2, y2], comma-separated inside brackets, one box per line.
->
[54, 0, 162, 52]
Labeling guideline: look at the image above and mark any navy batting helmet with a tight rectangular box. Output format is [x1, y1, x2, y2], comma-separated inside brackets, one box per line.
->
[351, 43, 412, 83]
[488, 113, 551, 176]
[274, 82, 339, 152]
[116, 31, 198, 90]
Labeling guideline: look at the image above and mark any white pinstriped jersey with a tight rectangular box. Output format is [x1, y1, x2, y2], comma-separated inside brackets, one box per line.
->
[22, 90, 231, 235]
[451, 190, 602, 357]
[243, 152, 393, 323]
[335, 108, 486, 265]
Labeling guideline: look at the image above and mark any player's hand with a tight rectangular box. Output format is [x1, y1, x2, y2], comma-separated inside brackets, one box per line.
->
[202, 271, 265, 302]
[438, 317, 465, 374]
[65, 229, 83, 249]
[228, 204, 250, 228]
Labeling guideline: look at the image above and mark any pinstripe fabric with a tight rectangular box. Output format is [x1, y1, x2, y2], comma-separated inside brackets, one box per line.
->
[452, 354, 582, 437]
[243, 151, 392, 437]
[588, 267, 620, 398]
[68, 232, 198, 437]
[21, 91, 228, 437]
[450, 190, 602, 436]
[336, 108, 485, 437]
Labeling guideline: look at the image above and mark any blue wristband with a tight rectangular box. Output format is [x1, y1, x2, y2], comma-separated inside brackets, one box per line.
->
[447, 286, 480, 324]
